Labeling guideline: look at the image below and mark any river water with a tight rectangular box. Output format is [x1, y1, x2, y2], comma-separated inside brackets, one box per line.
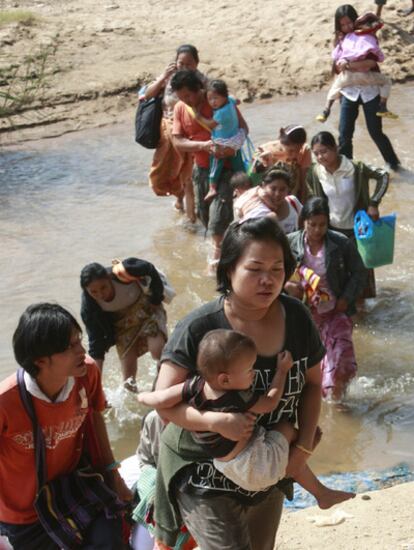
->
[1, 85, 413, 477]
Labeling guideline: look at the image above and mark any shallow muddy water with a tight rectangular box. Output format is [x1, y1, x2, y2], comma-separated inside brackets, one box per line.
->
[1, 84, 413, 477]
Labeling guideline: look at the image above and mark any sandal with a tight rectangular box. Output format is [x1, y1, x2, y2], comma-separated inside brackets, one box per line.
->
[376, 109, 399, 119]
[123, 377, 138, 394]
[315, 108, 330, 123]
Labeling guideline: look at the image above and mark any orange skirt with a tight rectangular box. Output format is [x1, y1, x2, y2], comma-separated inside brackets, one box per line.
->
[149, 117, 193, 198]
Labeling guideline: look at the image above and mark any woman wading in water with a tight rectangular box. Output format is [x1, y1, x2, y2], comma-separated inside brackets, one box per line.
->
[80, 258, 167, 393]
[152, 217, 325, 550]
[286, 197, 366, 401]
[145, 44, 207, 225]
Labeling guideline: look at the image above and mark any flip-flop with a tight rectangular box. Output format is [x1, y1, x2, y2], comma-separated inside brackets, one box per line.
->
[376, 110, 399, 119]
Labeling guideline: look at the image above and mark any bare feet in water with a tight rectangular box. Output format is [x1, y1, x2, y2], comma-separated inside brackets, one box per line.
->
[174, 197, 184, 212]
[123, 377, 138, 393]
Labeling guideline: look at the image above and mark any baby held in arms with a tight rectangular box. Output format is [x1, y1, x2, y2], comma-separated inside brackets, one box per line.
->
[195, 79, 246, 202]
[138, 329, 355, 508]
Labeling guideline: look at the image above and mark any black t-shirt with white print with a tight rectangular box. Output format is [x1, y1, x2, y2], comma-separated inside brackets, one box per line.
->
[161, 293, 325, 502]
[182, 375, 259, 458]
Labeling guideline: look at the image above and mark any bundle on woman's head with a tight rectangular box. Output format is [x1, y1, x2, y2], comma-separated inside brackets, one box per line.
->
[279, 125, 307, 145]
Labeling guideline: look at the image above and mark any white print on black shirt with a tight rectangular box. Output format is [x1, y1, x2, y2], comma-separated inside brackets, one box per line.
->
[252, 358, 307, 425]
[266, 357, 307, 426]
[190, 460, 262, 497]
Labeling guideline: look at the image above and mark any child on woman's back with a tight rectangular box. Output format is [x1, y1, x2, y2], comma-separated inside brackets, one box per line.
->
[254, 125, 311, 202]
[234, 168, 302, 234]
[317, 11, 397, 122]
[231, 171, 252, 199]
[139, 329, 355, 508]
[195, 79, 246, 202]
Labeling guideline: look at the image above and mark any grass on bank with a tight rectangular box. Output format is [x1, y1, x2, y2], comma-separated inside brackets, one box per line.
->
[0, 10, 37, 28]
[0, 35, 60, 119]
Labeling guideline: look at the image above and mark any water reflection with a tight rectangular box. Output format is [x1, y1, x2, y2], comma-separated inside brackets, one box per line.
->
[0, 85, 413, 475]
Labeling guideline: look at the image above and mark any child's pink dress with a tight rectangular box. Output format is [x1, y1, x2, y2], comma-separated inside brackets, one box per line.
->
[332, 32, 384, 64]
[327, 32, 390, 101]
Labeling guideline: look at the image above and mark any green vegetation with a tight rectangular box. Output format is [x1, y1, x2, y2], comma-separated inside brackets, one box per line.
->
[0, 10, 37, 27]
[0, 36, 60, 119]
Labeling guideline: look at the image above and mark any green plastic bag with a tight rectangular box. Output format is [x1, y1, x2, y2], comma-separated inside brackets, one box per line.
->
[353, 210, 396, 268]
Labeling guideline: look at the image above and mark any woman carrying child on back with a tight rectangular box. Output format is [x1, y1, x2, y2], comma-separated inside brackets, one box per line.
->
[253, 125, 311, 203]
[80, 257, 168, 393]
[316, 10, 397, 122]
[195, 79, 246, 202]
[233, 168, 302, 233]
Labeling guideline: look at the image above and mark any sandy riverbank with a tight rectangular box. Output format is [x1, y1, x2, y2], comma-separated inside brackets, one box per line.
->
[1, 0, 413, 144]
[276, 481, 414, 549]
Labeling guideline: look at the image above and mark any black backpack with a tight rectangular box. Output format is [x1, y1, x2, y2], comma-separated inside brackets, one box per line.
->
[134, 94, 163, 149]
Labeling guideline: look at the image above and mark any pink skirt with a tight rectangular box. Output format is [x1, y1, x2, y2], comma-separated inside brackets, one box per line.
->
[312, 310, 357, 397]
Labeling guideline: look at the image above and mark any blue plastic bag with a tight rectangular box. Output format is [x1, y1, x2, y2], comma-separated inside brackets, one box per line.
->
[354, 210, 396, 268]
[241, 136, 255, 170]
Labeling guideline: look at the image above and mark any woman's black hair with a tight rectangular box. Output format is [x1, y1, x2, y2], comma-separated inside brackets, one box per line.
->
[260, 168, 292, 190]
[300, 196, 330, 223]
[13, 303, 82, 377]
[207, 79, 229, 98]
[310, 131, 337, 150]
[80, 262, 108, 290]
[279, 125, 307, 146]
[334, 4, 358, 34]
[176, 44, 200, 64]
[217, 217, 296, 294]
[170, 70, 204, 93]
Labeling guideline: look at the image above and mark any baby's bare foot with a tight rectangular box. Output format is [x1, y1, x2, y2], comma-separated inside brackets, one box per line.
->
[317, 488, 356, 510]
[204, 188, 218, 202]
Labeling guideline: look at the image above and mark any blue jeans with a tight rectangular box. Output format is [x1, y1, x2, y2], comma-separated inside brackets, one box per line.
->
[0, 512, 124, 549]
[338, 94, 400, 167]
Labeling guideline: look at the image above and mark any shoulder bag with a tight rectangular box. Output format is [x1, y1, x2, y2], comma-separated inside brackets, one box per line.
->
[16, 369, 125, 549]
[135, 93, 163, 149]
